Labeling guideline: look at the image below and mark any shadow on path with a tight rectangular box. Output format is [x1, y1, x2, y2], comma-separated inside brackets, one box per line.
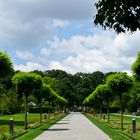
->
[41, 128, 70, 131]
[55, 122, 69, 125]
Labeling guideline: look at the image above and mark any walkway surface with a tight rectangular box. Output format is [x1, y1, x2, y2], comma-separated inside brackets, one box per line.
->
[34, 112, 112, 140]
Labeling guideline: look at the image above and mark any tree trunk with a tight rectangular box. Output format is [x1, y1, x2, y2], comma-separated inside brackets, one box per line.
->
[24, 96, 28, 130]
[120, 95, 123, 130]
[48, 101, 50, 120]
[39, 103, 42, 123]
[107, 99, 110, 124]
[64, 106, 66, 114]
[100, 105, 102, 119]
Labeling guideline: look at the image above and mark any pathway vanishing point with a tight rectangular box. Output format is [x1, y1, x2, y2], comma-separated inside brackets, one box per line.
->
[34, 112, 112, 140]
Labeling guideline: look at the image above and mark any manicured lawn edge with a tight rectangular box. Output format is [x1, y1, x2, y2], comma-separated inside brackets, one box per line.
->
[84, 113, 130, 140]
[16, 113, 67, 140]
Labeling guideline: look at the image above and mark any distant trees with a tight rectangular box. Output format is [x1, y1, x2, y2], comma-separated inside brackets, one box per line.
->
[43, 70, 105, 108]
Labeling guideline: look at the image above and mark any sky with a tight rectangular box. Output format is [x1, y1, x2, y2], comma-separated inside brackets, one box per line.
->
[0, 0, 139, 75]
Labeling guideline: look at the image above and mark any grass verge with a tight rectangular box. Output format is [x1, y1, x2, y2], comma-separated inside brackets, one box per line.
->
[16, 114, 67, 140]
[84, 113, 130, 140]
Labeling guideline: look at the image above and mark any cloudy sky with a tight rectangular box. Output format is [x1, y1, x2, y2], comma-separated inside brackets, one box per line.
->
[0, 0, 139, 74]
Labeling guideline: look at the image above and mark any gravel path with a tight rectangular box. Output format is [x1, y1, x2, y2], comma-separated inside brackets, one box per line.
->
[34, 112, 112, 140]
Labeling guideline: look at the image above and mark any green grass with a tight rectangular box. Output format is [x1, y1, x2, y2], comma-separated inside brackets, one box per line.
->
[109, 114, 140, 128]
[0, 113, 48, 134]
[16, 114, 66, 140]
[109, 114, 140, 140]
[84, 113, 129, 140]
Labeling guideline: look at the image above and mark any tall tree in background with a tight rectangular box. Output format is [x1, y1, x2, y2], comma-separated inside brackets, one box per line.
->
[57, 77, 74, 107]
[77, 71, 105, 105]
[94, 0, 140, 33]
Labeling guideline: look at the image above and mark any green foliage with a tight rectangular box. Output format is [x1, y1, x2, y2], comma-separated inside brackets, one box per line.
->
[83, 84, 112, 105]
[30, 70, 44, 77]
[106, 72, 133, 96]
[131, 52, 140, 80]
[57, 77, 74, 106]
[12, 72, 42, 98]
[44, 70, 68, 80]
[95, 84, 110, 100]
[0, 89, 20, 114]
[94, 0, 140, 33]
[127, 82, 140, 112]
[0, 51, 13, 77]
[0, 129, 28, 140]
[78, 71, 105, 105]
[42, 76, 60, 92]
[0, 84, 5, 95]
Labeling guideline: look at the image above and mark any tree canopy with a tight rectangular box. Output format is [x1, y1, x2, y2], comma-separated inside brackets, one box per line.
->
[0, 52, 13, 77]
[94, 0, 140, 33]
[12, 72, 42, 98]
[106, 72, 133, 95]
[131, 52, 140, 80]
[106, 72, 133, 130]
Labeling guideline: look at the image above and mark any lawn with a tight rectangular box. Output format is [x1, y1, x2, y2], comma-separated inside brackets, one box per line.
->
[109, 114, 140, 128]
[85, 113, 140, 140]
[0, 113, 48, 134]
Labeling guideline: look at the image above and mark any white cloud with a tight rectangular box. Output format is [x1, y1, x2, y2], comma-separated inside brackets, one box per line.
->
[47, 30, 140, 74]
[40, 48, 52, 57]
[0, 0, 95, 48]
[52, 19, 69, 28]
[14, 61, 46, 72]
[0, 1, 139, 75]
[16, 50, 33, 60]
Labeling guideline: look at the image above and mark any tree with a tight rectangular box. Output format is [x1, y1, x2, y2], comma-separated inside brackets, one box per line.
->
[77, 71, 105, 106]
[132, 52, 140, 80]
[127, 82, 140, 112]
[0, 89, 20, 114]
[94, 0, 140, 33]
[94, 85, 106, 119]
[98, 84, 113, 124]
[33, 83, 46, 123]
[106, 72, 133, 130]
[39, 83, 52, 120]
[57, 77, 74, 107]
[83, 90, 99, 114]
[0, 83, 5, 95]
[31, 70, 44, 77]
[44, 69, 68, 80]
[42, 76, 60, 92]
[12, 72, 42, 130]
[0, 52, 13, 78]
